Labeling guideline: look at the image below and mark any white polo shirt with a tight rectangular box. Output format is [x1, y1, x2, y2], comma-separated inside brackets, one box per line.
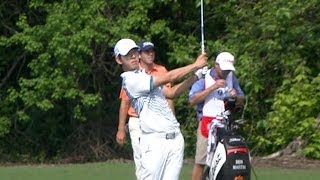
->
[121, 70, 180, 134]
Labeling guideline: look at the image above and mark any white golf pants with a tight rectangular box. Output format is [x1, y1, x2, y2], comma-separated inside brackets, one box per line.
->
[128, 117, 142, 180]
[139, 130, 184, 180]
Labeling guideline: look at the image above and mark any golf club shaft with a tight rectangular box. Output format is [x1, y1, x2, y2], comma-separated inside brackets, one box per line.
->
[201, 0, 208, 76]
[201, 0, 205, 53]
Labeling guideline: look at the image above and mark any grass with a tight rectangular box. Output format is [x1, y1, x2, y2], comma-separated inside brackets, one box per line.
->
[0, 161, 319, 180]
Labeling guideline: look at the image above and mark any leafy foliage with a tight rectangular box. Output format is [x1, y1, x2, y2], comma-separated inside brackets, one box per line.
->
[210, 0, 320, 157]
[0, 0, 319, 162]
[266, 67, 320, 157]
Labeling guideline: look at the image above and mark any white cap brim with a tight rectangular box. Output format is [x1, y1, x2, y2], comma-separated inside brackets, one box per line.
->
[219, 62, 235, 71]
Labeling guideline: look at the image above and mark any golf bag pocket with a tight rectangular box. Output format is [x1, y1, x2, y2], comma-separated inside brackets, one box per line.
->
[220, 135, 251, 180]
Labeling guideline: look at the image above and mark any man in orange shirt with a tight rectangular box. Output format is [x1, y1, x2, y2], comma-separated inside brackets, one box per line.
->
[116, 41, 174, 180]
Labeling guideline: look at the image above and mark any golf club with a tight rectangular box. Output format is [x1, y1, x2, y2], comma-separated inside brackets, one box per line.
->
[201, 0, 205, 54]
[200, 0, 208, 75]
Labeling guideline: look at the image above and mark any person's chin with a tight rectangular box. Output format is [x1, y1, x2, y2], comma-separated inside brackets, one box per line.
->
[131, 64, 139, 70]
[131, 61, 139, 66]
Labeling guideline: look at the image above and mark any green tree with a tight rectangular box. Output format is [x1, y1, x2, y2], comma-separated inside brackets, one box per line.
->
[0, 0, 319, 162]
[214, 0, 320, 157]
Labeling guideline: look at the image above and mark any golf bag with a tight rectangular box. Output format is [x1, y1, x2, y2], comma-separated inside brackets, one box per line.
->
[202, 98, 251, 180]
[212, 135, 251, 179]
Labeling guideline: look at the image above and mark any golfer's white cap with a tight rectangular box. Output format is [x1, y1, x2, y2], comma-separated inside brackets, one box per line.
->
[114, 38, 139, 57]
[215, 52, 235, 71]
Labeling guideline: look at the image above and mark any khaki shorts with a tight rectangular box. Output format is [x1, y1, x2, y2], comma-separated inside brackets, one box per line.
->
[195, 121, 208, 165]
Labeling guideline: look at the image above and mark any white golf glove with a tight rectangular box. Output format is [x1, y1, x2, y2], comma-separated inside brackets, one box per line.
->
[195, 66, 208, 79]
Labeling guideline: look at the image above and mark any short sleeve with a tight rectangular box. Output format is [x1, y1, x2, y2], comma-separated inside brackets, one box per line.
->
[121, 71, 154, 98]
[188, 79, 205, 99]
[232, 75, 245, 96]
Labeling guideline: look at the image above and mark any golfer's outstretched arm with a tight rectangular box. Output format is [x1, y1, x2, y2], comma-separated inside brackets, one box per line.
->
[163, 75, 199, 99]
[153, 53, 207, 88]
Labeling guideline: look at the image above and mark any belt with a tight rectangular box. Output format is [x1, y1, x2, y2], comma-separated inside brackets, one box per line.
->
[142, 131, 181, 140]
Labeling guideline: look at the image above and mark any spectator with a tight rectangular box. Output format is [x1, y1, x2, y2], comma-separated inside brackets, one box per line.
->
[189, 52, 245, 180]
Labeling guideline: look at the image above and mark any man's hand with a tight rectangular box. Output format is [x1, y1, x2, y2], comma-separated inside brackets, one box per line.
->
[228, 88, 237, 97]
[214, 79, 226, 89]
[194, 53, 208, 69]
[116, 129, 126, 145]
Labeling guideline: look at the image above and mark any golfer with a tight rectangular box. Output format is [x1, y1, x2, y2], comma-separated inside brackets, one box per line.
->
[114, 38, 207, 180]
[116, 41, 174, 180]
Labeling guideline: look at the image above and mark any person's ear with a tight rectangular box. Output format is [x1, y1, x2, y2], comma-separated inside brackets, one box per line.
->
[115, 56, 123, 65]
